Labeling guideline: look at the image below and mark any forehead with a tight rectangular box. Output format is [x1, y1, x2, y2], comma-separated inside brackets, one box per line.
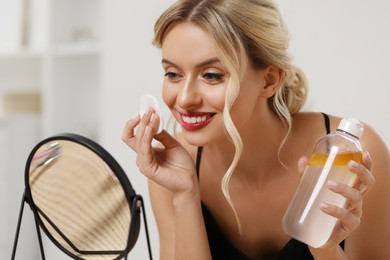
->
[161, 22, 219, 66]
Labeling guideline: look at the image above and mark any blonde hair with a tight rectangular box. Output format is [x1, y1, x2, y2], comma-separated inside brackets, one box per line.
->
[153, 0, 308, 233]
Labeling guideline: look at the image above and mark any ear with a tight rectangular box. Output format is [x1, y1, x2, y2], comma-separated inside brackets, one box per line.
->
[260, 66, 284, 98]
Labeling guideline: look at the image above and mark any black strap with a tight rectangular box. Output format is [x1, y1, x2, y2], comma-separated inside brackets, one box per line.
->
[321, 112, 331, 134]
[195, 146, 203, 179]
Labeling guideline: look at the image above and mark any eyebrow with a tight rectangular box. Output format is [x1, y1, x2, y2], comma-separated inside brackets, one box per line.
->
[161, 57, 221, 68]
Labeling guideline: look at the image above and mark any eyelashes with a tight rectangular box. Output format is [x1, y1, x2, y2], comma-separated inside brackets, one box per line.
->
[164, 72, 181, 82]
[164, 71, 178, 78]
[164, 71, 225, 84]
[202, 72, 224, 81]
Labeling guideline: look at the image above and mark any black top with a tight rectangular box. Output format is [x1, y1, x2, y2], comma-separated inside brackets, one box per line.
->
[196, 113, 342, 259]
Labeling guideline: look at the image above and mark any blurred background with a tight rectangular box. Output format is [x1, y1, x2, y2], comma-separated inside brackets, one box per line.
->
[1, 0, 389, 259]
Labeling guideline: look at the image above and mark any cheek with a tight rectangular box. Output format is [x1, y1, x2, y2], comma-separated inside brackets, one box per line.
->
[162, 82, 177, 109]
[229, 84, 260, 125]
[205, 86, 226, 110]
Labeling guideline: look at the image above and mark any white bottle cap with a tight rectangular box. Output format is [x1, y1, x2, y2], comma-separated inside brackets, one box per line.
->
[337, 118, 364, 138]
[139, 94, 164, 134]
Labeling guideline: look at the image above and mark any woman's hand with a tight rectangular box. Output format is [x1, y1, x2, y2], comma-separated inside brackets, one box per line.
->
[122, 108, 198, 196]
[318, 152, 374, 243]
[299, 152, 375, 258]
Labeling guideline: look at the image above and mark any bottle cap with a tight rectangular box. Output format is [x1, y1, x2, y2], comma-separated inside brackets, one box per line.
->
[337, 118, 364, 138]
[139, 94, 164, 134]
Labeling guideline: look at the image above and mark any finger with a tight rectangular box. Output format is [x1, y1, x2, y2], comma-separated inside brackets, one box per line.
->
[154, 130, 182, 150]
[122, 115, 141, 150]
[136, 107, 157, 156]
[149, 111, 161, 136]
[297, 156, 309, 175]
[136, 106, 180, 150]
[362, 151, 373, 170]
[136, 109, 162, 164]
[141, 112, 160, 148]
[348, 159, 375, 196]
[135, 107, 153, 147]
[320, 202, 360, 233]
[137, 124, 158, 175]
[137, 111, 163, 153]
[327, 180, 363, 214]
[140, 106, 161, 135]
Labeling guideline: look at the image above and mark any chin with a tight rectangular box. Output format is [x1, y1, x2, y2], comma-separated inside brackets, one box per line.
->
[181, 128, 227, 147]
[181, 130, 208, 146]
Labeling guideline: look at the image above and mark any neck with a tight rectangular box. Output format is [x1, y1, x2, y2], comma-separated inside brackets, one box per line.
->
[207, 110, 289, 183]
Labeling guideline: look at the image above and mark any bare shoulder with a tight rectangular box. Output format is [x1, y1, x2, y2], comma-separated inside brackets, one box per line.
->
[289, 112, 342, 154]
[358, 121, 390, 186]
[359, 122, 390, 159]
[292, 112, 342, 131]
[326, 113, 390, 176]
[355, 122, 390, 257]
[294, 112, 390, 164]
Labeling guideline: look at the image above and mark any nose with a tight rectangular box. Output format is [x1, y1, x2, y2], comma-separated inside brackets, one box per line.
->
[177, 77, 202, 109]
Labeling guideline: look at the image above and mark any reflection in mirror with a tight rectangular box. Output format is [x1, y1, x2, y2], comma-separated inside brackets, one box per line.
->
[11, 134, 152, 260]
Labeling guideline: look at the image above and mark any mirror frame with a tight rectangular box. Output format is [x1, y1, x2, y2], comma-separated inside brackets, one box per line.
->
[17, 133, 144, 259]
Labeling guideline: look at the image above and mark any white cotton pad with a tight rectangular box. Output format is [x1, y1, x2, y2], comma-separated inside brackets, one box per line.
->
[139, 94, 164, 134]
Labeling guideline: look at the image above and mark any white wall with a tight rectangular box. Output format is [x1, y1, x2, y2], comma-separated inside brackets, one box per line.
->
[100, 1, 176, 259]
[279, 0, 390, 141]
[0, 116, 40, 260]
[101, 0, 390, 259]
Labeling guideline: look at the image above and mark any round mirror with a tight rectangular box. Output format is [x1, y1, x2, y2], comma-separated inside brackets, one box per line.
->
[23, 134, 142, 260]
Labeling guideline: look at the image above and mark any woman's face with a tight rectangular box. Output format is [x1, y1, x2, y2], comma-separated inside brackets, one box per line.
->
[161, 22, 267, 146]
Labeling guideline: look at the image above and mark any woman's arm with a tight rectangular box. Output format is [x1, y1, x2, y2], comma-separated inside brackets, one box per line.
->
[123, 109, 212, 259]
[148, 180, 175, 259]
[149, 177, 211, 260]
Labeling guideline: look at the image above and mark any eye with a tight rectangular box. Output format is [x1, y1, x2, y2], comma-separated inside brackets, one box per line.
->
[164, 72, 182, 82]
[202, 72, 224, 83]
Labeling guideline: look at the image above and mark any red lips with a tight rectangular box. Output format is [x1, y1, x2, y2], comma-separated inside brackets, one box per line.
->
[178, 112, 216, 131]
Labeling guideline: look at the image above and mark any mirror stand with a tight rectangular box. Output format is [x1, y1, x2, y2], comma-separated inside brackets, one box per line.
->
[133, 195, 153, 259]
[10, 133, 153, 260]
[11, 192, 153, 260]
[11, 192, 46, 260]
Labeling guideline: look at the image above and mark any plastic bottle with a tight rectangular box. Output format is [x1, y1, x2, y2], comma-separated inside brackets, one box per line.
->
[282, 118, 364, 248]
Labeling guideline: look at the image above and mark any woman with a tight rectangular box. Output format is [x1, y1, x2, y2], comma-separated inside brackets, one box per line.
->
[123, 0, 390, 259]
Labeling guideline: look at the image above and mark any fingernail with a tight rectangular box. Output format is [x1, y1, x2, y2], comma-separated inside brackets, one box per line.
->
[144, 107, 151, 116]
[328, 180, 338, 188]
[348, 160, 359, 168]
[364, 151, 371, 160]
[320, 202, 329, 209]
